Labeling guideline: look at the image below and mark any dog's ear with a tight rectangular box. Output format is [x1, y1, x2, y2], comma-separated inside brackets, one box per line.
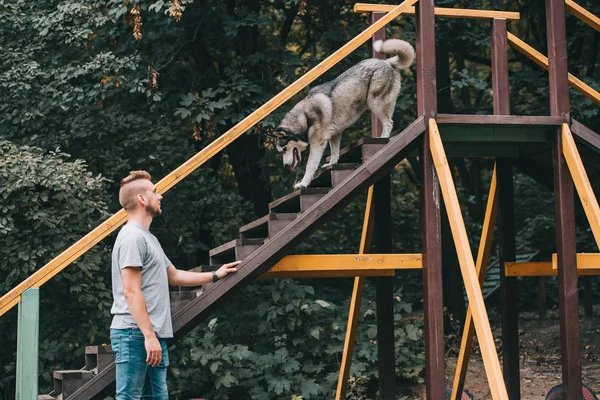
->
[271, 129, 286, 138]
[297, 141, 309, 152]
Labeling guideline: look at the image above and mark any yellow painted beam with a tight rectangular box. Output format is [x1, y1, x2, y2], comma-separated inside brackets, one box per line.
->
[561, 124, 600, 249]
[505, 262, 555, 277]
[0, 0, 421, 318]
[429, 119, 508, 400]
[337, 186, 374, 400]
[553, 253, 600, 275]
[565, 0, 600, 32]
[353, 3, 520, 20]
[507, 32, 600, 106]
[505, 254, 600, 276]
[260, 253, 422, 278]
[452, 165, 498, 400]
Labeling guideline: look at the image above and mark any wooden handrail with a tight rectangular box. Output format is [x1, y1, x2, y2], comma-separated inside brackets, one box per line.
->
[507, 32, 600, 106]
[0, 0, 420, 317]
[353, 3, 520, 20]
[565, 0, 600, 32]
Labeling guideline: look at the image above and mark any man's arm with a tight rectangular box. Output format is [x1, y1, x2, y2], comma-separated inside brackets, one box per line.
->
[121, 266, 162, 367]
[167, 261, 240, 287]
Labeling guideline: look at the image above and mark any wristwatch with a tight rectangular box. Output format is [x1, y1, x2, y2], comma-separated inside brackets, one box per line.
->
[212, 271, 219, 283]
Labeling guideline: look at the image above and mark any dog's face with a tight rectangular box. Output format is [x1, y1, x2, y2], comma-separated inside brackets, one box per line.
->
[274, 133, 309, 172]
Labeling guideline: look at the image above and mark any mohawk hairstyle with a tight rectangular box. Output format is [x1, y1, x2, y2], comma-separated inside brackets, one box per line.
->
[120, 170, 152, 187]
[119, 170, 152, 210]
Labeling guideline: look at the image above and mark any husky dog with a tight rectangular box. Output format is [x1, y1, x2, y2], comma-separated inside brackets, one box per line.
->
[273, 39, 415, 190]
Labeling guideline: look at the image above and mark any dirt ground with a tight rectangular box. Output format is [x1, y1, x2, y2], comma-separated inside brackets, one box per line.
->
[405, 306, 600, 399]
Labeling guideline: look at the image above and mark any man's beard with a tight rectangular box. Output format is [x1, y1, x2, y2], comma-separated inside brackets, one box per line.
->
[147, 204, 162, 217]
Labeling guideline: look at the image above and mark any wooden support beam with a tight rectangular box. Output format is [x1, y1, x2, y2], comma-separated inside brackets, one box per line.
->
[507, 32, 600, 107]
[16, 288, 39, 400]
[561, 123, 600, 249]
[565, 0, 600, 32]
[505, 254, 600, 276]
[451, 166, 498, 399]
[353, 3, 520, 20]
[0, 0, 421, 318]
[429, 119, 509, 400]
[336, 186, 374, 400]
[417, 1, 444, 398]
[436, 114, 562, 126]
[547, 0, 582, 396]
[260, 253, 421, 278]
[491, 19, 521, 399]
[497, 160, 520, 400]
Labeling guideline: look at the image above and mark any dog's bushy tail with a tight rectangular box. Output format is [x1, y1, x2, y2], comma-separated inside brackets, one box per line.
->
[373, 39, 415, 70]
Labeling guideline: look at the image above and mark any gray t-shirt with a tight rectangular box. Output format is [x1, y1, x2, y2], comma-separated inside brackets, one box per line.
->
[110, 223, 173, 338]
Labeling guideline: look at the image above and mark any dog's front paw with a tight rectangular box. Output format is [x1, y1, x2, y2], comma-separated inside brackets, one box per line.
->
[294, 182, 308, 190]
[321, 162, 333, 169]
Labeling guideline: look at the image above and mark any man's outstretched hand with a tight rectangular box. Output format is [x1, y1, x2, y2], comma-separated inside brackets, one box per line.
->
[216, 260, 241, 279]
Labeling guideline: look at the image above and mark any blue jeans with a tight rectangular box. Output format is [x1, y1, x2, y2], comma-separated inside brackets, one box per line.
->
[110, 328, 169, 400]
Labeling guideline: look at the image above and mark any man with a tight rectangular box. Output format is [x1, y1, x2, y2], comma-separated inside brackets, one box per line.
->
[110, 170, 240, 399]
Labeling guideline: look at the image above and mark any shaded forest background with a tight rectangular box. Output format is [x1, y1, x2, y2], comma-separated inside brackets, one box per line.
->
[1, 0, 599, 398]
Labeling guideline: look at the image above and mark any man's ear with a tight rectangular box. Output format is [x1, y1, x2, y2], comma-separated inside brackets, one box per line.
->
[297, 141, 309, 152]
[137, 193, 146, 206]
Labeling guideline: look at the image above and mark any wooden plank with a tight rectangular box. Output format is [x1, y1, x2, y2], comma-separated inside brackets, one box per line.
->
[337, 185, 374, 399]
[353, 3, 520, 20]
[16, 288, 39, 400]
[547, 0, 582, 396]
[571, 119, 600, 152]
[429, 119, 508, 400]
[565, 0, 600, 32]
[505, 262, 556, 276]
[417, 1, 444, 398]
[507, 32, 600, 107]
[68, 116, 427, 400]
[451, 166, 498, 399]
[562, 124, 600, 248]
[441, 126, 551, 143]
[436, 114, 563, 126]
[505, 256, 600, 276]
[497, 160, 520, 399]
[260, 253, 422, 278]
[553, 253, 600, 274]
[0, 0, 421, 318]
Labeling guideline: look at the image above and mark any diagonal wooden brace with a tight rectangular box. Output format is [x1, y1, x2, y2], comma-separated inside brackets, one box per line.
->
[451, 166, 498, 399]
[429, 119, 508, 400]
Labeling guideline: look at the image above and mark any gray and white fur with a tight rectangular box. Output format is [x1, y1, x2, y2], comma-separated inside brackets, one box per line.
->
[274, 38, 415, 190]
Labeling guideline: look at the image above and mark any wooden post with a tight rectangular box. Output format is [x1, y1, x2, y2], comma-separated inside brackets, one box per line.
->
[491, 18, 521, 400]
[369, 11, 396, 399]
[16, 288, 39, 400]
[546, 0, 582, 398]
[417, 1, 444, 399]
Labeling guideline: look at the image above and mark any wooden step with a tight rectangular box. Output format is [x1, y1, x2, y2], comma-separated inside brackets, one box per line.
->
[170, 291, 199, 314]
[239, 213, 297, 239]
[269, 188, 329, 214]
[309, 163, 359, 188]
[209, 238, 264, 264]
[38, 395, 55, 400]
[53, 370, 94, 398]
[84, 345, 113, 374]
[326, 137, 389, 164]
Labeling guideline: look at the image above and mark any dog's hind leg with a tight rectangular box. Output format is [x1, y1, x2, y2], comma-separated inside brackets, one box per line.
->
[321, 134, 342, 169]
[294, 139, 328, 189]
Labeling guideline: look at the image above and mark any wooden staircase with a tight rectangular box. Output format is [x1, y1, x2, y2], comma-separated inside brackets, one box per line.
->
[38, 117, 426, 400]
